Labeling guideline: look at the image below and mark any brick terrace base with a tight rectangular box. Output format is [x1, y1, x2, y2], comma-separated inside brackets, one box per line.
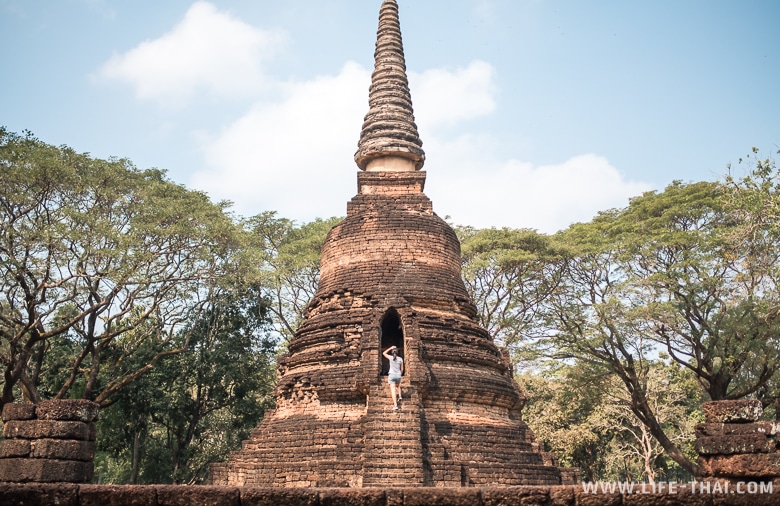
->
[1, 484, 779, 506]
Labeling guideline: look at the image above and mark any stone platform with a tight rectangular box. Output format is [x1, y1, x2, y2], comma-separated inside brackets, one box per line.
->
[1, 483, 778, 505]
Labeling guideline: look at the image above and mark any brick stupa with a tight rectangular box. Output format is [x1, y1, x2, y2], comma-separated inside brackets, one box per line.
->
[211, 0, 566, 487]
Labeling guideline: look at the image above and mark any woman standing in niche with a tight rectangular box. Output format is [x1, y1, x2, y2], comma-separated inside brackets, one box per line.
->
[382, 346, 404, 410]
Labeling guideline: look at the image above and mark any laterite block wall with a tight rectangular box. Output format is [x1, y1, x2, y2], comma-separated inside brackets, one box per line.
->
[0, 400, 99, 483]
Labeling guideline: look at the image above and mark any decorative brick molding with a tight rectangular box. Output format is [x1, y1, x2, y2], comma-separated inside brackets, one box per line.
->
[0, 400, 99, 483]
[354, 0, 425, 171]
[696, 400, 780, 482]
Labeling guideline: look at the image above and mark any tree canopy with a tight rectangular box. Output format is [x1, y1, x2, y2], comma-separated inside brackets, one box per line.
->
[0, 128, 244, 407]
[94, 285, 276, 484]
[524, 164, 780, 476]
[457, 150, 779, 478]
[243, 212, 340, 345]
[457, 226, 565, 351]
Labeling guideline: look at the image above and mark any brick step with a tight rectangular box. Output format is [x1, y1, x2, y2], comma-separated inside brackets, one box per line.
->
[362, 438, 421, 448]
[363, 458, 424, 469]
[365, 414, 419, 423]
[361, 381, 425, 485]
[366, 403, 417, 415]
[366, 406, 419, 415]
[366, 397, 420, 415]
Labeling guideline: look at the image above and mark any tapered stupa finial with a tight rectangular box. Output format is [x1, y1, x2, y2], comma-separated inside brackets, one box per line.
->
[354, 0, 425, 171]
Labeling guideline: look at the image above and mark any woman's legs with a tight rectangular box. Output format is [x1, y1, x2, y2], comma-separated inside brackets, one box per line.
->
[389, 381, 399, 408]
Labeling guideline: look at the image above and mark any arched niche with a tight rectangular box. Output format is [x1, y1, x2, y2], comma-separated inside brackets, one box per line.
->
[379, 308, 404, 376]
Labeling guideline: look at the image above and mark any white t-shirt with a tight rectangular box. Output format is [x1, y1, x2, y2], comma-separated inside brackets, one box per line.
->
[388, 356, 403, 376]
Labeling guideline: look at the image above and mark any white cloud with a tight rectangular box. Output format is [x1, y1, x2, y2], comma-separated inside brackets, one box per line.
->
[410, 61, 497, 128]
[190, 55, 651, 233]
[191, 60, 499, 222]
[424, 137, 654, 233]
[191, 61, 370, 220]
[96, 3, 650, 232]
[97, 1, 287, 105]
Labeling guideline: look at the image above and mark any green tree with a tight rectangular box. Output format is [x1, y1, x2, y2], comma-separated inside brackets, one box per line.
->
[724, 147, 780, 418]
[614, 181, 780, 403]
[536, 179, 780, 476]
[725, 147, 780, 240]
[244, 212, 340, 344]
[0, 128, 242, 408]
[520, 359, 701, 483]
[518, 365, 608, 482]
[588, 362, 701, 483]
[93, 285, 276, 484]
[457, 226, 565, 355]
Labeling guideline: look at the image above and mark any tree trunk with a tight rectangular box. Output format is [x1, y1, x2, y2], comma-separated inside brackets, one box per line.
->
[131, 427, 142, 484]
[641, 426, 655, 484]
[629, 389, 700, 477]
[775, 397, 780, 422]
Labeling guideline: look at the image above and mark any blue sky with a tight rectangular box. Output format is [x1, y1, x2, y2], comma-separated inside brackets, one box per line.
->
[2, 0, 778, 233]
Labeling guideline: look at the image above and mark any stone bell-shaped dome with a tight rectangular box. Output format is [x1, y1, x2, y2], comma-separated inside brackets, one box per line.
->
[210, 0, 567, 487]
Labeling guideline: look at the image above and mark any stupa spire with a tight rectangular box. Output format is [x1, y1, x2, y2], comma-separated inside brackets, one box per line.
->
[354, 0, 425, 171]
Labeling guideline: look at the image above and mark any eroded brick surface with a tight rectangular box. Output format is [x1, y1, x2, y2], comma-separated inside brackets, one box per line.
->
[29, 439, 96, 461]
[0, 400, 98, 483]
[706, 454, 780, 477]
[0, 439, 31, 458]
[0, 458, 93, 483]
[0, 485, 777, 506]
[241, 487, 319, 506]
[3, 420, 96, 441]
[695, 401, 780, 482]
[79, 484, 157, 506]
[0, 483, 79, 506]
[1, 403, 37, 422]
[702, 400, 763, 424]
[696, 434, 775, 456]
[156, 485, 239, 506]
[35, 399, 100, 423]
[696, 422, 780, 437]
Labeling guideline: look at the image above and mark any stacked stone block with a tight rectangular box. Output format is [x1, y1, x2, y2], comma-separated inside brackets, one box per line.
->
[696, 399, 780, 484]
[361, 384, 426, 486]
[0, 400, 98, 483]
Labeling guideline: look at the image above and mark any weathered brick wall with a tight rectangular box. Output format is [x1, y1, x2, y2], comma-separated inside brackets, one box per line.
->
[318, 173, 472, 309]
[212, 170, 567, 487]
[0, 400, 99, 483]
[696, 400, 780, 483]
[1, 484, 778, 505]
